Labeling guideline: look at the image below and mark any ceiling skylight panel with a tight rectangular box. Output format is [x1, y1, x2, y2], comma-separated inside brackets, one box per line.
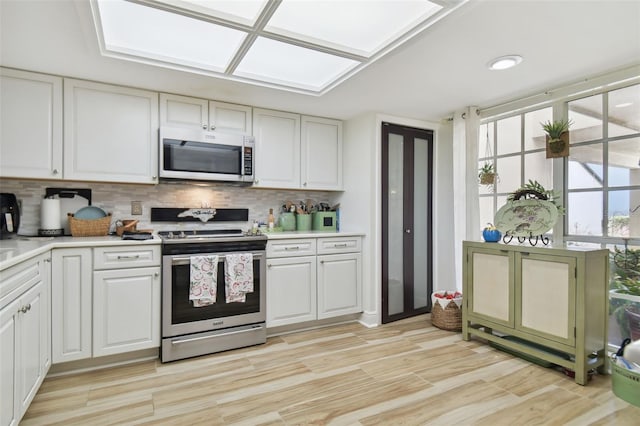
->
[234, 37, 359, 92]
[265, 0, 443, 57]
[152, 0, 268, 26]
[96, 0, 247, 72]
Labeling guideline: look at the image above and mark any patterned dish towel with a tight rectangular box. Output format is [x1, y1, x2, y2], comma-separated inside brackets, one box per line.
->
[190, 255, 218, 307]
[224, 253, 254, 303]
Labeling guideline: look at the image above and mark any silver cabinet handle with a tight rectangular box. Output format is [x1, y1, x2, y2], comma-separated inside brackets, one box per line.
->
[202, 124, 207, 130]
[210, 125, 216, 131]
[405, 229, 411, 234]
[303, 182, 307, 186]
[52, 169, 59, 175]
[334, 243, 348, 248]
[154, 272, 159, 278]
[19, 303, 31, 314]
[284, 246, 300, 251]
[117, 255, 141, 260]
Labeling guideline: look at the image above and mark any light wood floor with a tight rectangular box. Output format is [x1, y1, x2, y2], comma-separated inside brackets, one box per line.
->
[23, 315, 640, 425]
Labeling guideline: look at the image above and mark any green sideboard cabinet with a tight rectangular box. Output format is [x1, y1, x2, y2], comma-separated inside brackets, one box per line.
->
[462, 241, 609, 385]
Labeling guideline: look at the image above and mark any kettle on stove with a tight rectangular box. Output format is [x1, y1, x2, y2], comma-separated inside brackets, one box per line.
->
[1, 193, 20, 239]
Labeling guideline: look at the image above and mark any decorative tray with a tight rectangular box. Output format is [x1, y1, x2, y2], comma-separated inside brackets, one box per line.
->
[494, 199, 558, 237]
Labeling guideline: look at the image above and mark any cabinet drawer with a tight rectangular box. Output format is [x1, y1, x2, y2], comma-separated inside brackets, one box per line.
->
[93, 245, 161, 270]
[267, 239, 316, 258]
[0, 255, 43, 306]
[317, 237, 361, 254]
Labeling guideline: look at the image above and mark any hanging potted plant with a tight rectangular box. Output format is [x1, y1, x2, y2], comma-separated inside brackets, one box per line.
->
[478, 162, 497, 185]
[541, 119, 572, 158]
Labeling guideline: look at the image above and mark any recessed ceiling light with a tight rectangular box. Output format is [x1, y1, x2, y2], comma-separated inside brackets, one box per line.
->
[488, 55, 523, 71]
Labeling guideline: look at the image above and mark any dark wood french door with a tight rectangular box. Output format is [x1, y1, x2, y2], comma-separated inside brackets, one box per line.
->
[382, 122, 434, 323]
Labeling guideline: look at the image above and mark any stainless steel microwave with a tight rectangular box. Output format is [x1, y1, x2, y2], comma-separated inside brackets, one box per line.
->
[159, 127, 254, 183]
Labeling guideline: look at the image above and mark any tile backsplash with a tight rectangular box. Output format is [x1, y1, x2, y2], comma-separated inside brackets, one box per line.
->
[0, 179, 340, 236]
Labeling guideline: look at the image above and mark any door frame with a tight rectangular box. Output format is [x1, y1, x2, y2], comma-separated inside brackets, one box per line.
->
[381, 122, 434, 323]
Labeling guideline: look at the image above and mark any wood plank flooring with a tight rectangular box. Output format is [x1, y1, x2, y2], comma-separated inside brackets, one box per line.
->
[22, 315, 640, 425]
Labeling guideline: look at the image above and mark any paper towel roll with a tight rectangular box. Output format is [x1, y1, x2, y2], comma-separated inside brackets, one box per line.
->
[41, 198, 61, 230]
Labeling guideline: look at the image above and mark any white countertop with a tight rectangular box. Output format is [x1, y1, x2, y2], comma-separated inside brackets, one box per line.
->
[0, 231, 365, 270]
[0, 234, 161, 271]
[263, 231, 365, 240]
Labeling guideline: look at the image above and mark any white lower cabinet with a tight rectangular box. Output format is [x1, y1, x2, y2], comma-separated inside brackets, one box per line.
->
[266, 236, 362, 328]
[93, 267, 160, 357]
[51, 245, 161, 363]
[266, 256, 317, 327]
[0, 253, 50, 426]
[51, 248, 92, 363]
[317, 252, 362, 319]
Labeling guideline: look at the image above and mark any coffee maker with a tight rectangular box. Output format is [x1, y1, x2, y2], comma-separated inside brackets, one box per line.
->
[1, 193, 20, 239]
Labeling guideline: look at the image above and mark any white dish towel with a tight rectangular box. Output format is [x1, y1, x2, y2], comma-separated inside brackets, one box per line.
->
[224, 253, 254, 303]
[189, 255, 218, 307]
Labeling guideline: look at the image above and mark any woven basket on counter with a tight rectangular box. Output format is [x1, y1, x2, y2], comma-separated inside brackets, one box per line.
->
[68, 213, 112, 237]
[430, 291, 462, 331]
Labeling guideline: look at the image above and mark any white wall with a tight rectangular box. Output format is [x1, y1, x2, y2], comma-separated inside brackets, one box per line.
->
[340, 113, 455, 327]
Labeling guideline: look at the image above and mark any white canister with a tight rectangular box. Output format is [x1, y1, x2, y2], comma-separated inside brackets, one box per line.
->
[623, 339, 640, 365]
[40, 198, 61, 230]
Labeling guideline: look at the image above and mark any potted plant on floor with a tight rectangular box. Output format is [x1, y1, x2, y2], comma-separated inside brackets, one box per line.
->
[610, 245, 640, 341]
[542, 119, 572, 158]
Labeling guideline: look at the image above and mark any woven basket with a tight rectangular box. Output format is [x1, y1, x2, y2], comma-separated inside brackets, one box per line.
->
[431, 292, 462, 331]
[68, 213, 112, 237]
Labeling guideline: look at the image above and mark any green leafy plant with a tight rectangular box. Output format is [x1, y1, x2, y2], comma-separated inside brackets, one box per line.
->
[507, 179, 566, 215]
[609, 246, 640, 340]
[478, 162, 496, 185]
[541, 119, 573, 140]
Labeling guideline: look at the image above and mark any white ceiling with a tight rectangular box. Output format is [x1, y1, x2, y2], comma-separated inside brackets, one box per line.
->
[1, 0, 639, 122]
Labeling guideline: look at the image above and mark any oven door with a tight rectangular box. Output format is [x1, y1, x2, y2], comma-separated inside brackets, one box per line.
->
[162, 250, 266, 338]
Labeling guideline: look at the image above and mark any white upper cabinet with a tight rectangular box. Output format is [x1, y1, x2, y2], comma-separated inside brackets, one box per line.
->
[0, 68, 63, 180]
[301, 116, 343, 190]
[64, 79, 159, 184]
[209, 101, 252, 135]
[253, 108, 301, 189]
[160, 93, 252, 134]
[159, 93, 208, 130]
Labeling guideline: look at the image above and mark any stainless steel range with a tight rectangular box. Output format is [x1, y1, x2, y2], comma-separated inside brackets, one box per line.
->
[158, 228, 267, 362]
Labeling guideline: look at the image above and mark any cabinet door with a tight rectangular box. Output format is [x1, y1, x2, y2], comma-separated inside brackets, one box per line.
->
[93, 267, 160, 357]
[17, 281, 44, 417]
[301, 116, 343, 190]
[159, 93, 208, 130]
[64, 79, 159, 184]
[266, 256, 316, 327]
[51, 248, 92, 363]
[517, 253, 576, 346]
[0, 298, 19, 426]
[0, 68, 63, 180]
[253, 108, 301, 189]
[317, 253, 362, 319]
[467, 247, 514, 327]
[209, 101, 252, 134]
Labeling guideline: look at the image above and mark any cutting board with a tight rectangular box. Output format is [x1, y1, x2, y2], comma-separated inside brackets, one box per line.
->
[45, 188, 91, 235]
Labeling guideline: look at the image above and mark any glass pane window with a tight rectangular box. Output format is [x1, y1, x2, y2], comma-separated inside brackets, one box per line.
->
[609, 84, 640, 138]
[608, 137, 640, 187]
[567, 191, 603, 236]
[479, 196, 494, 229]
[523, 151, 552, 190]
[496, 116, 520, 155]
[609, 189, 640, 238]
[569, 94, 603, 144]
[496, 156, 521, 194]
[568, 143, 604, 190]
[479, 122, 494, 160]
[524, 107, 552, 151]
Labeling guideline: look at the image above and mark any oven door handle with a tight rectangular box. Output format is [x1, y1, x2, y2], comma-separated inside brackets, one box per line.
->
[170, 252, 264, 265]
[171, 325, 264, 345]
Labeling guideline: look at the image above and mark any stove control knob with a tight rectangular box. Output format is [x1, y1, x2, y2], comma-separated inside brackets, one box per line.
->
[179, 231, 186, 239]
[167, 231, 174, 239]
